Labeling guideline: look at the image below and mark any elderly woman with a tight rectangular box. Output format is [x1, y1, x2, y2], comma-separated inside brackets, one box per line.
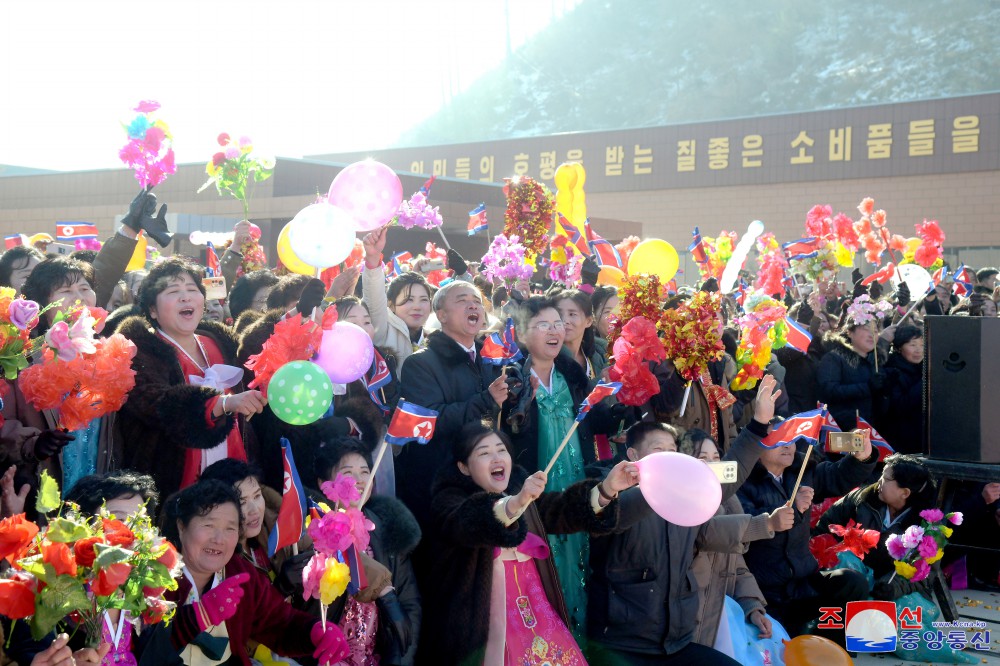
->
[142, 479, 348, 665]
[551, 289, 607, 385]
[116, 258, 266, 502]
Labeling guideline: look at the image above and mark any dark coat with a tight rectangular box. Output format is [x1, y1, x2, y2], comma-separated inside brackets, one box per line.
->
[235, 308, 387, 493]
[775, 335, 826, 415]
[816, 332, 875, 431]
[873, 352, 923, 454]
[396, 330, 503, 527]
[503, 351, 624, 472]
[737, 449, 877, 605]
[420, 463, 617, 665]
[586, 421, 770, 656]
[114, 316, 251, 503]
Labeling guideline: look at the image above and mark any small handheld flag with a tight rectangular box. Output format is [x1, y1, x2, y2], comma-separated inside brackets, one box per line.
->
[419, 175, 436, 195]
[268, 438, 308, 557]
[56, 222, 98, 242]
[931, 265, 950, 286]
[576, 380, 622, 422]
[386, 251, 413, 279]
[365, 350, 392, 414]
[784, 317, 813, 353]
[689, 227, 708, 264]
[761, 408, 825, 448]
[480, 318, 523, 366]
[205, 242, 221, 278]
[556, 213, 589, 255]
[952, 265, 973, 297]
[782, 237, 820, 261]
[4, 234, 27, 250]
[468, 203, 488, 236]
[385, 401, 439, 446]
[584, 219, 622, 268]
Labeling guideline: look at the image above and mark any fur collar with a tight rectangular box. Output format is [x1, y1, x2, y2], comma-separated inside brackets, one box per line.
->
[425, 329, 483, 366]
[823, 330, 869, 366]
[116, 315, 239, 368]
[365, 495, 422, 557]
[432, 459, 530, 498]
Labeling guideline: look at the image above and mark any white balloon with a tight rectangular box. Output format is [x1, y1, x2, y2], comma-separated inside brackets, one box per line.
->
[721, 220, 765, 293]
[286, 204, 357, 269]
[891, 264, 933, 299]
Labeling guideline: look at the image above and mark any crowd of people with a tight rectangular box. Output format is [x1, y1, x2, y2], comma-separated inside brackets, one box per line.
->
[0, 188, 998, 666]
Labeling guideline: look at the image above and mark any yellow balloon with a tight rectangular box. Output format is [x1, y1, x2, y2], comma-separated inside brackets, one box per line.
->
[597, 266, 625, 287]
[277, 223, 315, 275]
[553, 163, 578, 191]
[569, 163, 588, 233]
[125, 233, 147, 272]
[628, 239, 679, 283]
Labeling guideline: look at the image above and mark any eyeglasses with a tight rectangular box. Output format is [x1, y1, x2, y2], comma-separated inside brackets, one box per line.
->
[531, 321, 565, 332]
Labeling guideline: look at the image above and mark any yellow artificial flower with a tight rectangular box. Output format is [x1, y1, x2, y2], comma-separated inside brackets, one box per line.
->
[926, 548, 944, 565]
[0, 287, 15, 300]
[206, 162, 221, 178]
[894, 560, 917, 579]
[941, 526, 953, 538]
[319, 560, 350, 605]
[833, 242, 854, 267]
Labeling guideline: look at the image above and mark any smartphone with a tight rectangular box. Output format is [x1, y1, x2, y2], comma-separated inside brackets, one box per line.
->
[49, 242, 76, 256]
[707, 461, 738, 484]
[203, 276, 227, 300]
[828, 431, 865, 453]
[420, 260, 445, 272]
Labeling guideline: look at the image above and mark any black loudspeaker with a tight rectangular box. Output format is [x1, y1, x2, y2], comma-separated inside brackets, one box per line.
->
[924, 316, 1000, 463]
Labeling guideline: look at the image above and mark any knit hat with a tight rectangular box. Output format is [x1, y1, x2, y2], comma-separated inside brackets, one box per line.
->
[892, 324, 923, 350]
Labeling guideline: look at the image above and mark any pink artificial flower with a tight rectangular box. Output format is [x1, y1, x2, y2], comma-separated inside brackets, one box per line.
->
[886, 534, 908, 560]
[119, 140, 145, 167]
[914, 243, 942, 268]
[920, 508, 944, 523]
[911, 559, 931, 582]
[239, 136, 252, 148]
[806, 205, 832, 238]
[143, 126, 166, 154]
[901, 525, 925, 549]
[888, 234, 907, 253]
[321, 474, 360, 508]
[947, 512, 963, 526]
[858, 197, 875, 217]
[832, 213, 859, 250]
[918, 534, 939, 559]
[217, 133, 231, 146]
[8, 299, 39, 331]
[224, 145, 241, 160]
[872, 209, 887, 227]
[301, 552, 328, 602]
[134, 100, 161, 113]
[343, 506, 374, 553]
[307, 511, 353, 556]
[44, 321, 78, 361]
[916, 219, 945, 245]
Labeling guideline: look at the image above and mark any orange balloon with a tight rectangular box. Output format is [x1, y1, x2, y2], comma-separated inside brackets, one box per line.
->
[597, 265, 625, 287]
[783, 636, 854, 666]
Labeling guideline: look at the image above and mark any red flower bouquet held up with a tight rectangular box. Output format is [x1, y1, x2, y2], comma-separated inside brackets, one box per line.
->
[502, 176, 553, 259]
[660, 292, 726, 415]
[809, 519, 881, 570]
[609, 316, 665, 406]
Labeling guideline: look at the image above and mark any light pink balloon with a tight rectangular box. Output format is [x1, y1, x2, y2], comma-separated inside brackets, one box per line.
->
[313, 322, 375, 384]
[327, 160, 403, 232]
[636, 451, 722, 526]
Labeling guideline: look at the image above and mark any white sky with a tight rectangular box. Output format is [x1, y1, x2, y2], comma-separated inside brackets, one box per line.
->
[1, 0, 580, 171]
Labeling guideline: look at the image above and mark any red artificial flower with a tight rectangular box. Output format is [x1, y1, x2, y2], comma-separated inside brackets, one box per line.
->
[157, 541, 180, 570]
[74, 536, 101, 568]
[0, 514, 40, 564]
[810, 497, 838, 529]
[0, 577, 36, 619]
[103, 518, 135, 547]
[245, 313, 323, 394]
[91, 562, 132, 596]
[858, 197, 875, 217]
[889, 234, 907, 253]
[806, 205, 833, 238]
[855, 217, 872, 236]
[212, 152, 226, 167]
[142, 596, 171, 624]
[829, 519, 881, 559]
[809, 534, 841, 569]
[143, 126, 165, 154]
[217, 133, 231, 146]
[871, 209, 887, 227]
[914, 243, 942, 268]
[916, 219, 945, 245]
[41, 540, 77, 577]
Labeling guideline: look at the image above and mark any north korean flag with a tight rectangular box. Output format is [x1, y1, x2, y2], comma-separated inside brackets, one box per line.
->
[556, 213, 590, 255]
[386, 251, 413, 279]
[856, 416, 894, 461]
[688, 226, 708, 264]
[819, 407, 842, 447]
[952, 265, 973, 297]
[385, 401, 439, 446]
[4, 234, 27, 250]
[782, 237, 820, 261]
[365, 350, 393, 414]
[761, 408, 825, 448]
[205, 242, 221, 278]
[931, 264, 950, 286]
[419, 175, 436, 195]
[585, 220, 623, 268]
[468, 203, 488, 236]
[480, 317, 523, 366]
[56, 222, 98, 241]
[784, 317, 813, 353]
[267, 438, 307, 557]
[576, 380, 622, 422]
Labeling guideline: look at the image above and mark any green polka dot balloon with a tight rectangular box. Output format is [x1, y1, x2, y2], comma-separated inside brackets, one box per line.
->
[268, 361, 333, 425]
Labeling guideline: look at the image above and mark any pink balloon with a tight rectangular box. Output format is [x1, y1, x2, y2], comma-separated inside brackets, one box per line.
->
[636, 452, 722, 526]
[327, 160, 403, 232]
[313, 322, 375, 384]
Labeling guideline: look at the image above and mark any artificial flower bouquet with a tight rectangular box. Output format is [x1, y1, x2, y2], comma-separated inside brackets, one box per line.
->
[886, 509, 962, 583]
[118, 101, 176, 190]
[0, 288, 50, 383]
[0, 471, 182, 644]
[481, 235, 534, 292]
[303, 474, 374, 627]
[18, 304, 137, 431]
[502, 175, 553, 259]
[730, 291, 788, 391]
[199, 133, 275, 221]
[809, 519, 881, 570]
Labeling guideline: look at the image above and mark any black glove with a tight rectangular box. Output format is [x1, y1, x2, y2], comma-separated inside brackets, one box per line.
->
[868, 281, 884, 300]
[851, 268, 864, 287]
[275, 549, 313, 598]
[503, 365, 526, 399]
[869, 373, 886, 393]
[296, 279, 327, 316]
[580, 256, 600, 288]
[895, 282, 910, 307]
[700, 277, 720, 293]
[783, 291, 795, 308]
[446, 249, 468, 276]
[34, 429, 75, 461]
[376, 589, 412, 658]
[796, 301, 815, 325]
[852, 276, 867, 300]
[122, 190, 173, 248]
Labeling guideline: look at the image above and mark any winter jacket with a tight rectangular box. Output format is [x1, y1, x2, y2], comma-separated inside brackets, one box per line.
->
[690, 495, 771, 646]
[113, 316, 255, 504]
[503, 351, 627, 472]
[816, 332, 876, 431]
[873, 352, 923, 454]
[235, 308, 387, 493]
[362, 264, 425, 369]
[586, 420, 771, 656]
[421, 463, 618, 664]
[396, 330, 503, 527]
[644, 356, 739, 451]
[737, 449, 877, 606]
[775, 335, 826, 415]
[814, 484, 932, 599]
